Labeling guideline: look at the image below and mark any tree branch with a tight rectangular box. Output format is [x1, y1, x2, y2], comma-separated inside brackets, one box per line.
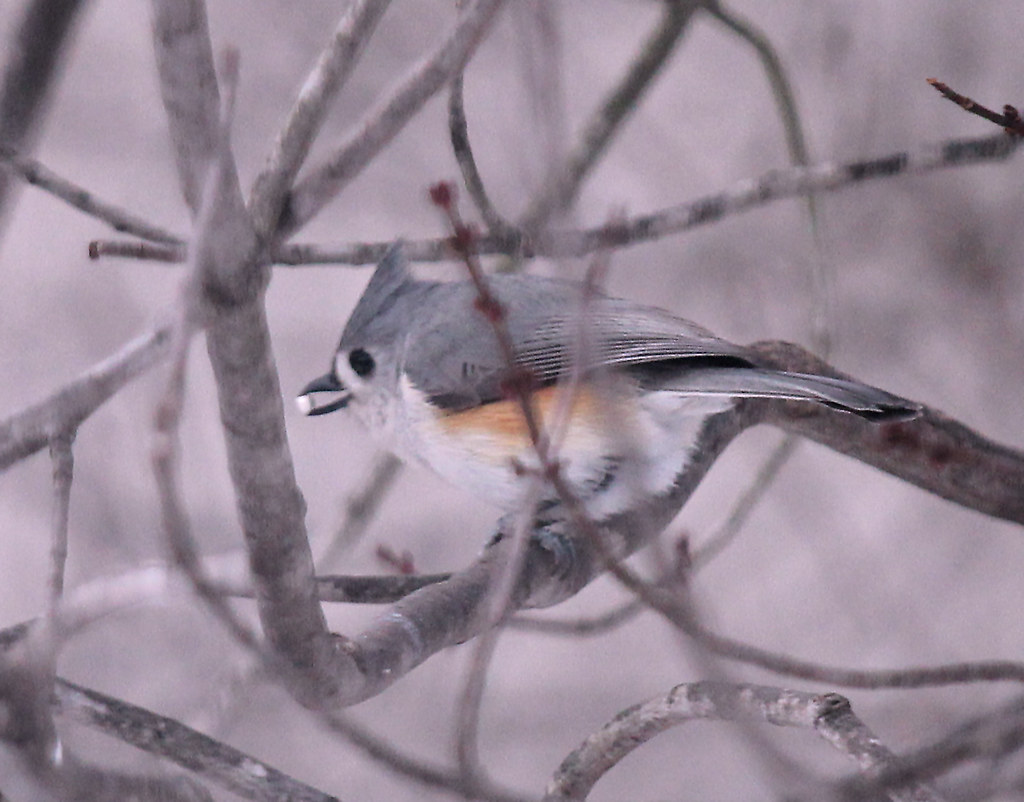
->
[544, 682, 940, 802]
[248, 0, 393, 238]
[272, 132, 1019, 265]
[0, 326, 172, 472]
[747, 341, 1024, 525]
[0, 629, 213, 802]
[0, 144, 185, 246]
[55, 678, 336, 802]
[519, 0, 699, 232]
[47, 432, 74, 606]
[283, 0, 506, 232]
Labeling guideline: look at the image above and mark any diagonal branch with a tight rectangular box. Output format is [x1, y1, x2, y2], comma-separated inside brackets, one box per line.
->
[0, 326, 172, 472]
[0, 144, 186, 246]
[748, 341, 1024, 525]
[248, 0, 393, 238]
[55, 678, 337, 802]
[283, 0, 506, 232]
[518, 0, 699, 232]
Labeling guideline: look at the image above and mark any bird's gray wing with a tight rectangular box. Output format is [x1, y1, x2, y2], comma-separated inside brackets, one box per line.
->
[510, 301, 753, 382]
[400, 277, 753, 411]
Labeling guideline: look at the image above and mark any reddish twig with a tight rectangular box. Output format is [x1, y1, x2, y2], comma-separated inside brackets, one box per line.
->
[927, 78, 1024, 136]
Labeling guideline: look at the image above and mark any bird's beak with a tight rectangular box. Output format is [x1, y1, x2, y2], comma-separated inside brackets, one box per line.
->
[296, 372, 350, 416]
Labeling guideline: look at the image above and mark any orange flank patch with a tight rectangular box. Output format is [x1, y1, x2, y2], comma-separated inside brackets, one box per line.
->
[437, 385, 615, 448]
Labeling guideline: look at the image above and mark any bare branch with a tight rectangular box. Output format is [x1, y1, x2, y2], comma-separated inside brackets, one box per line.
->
[152, 45, 272, 659]
[47, 432, 74, 606]
[284, 0, 506, 232]
[312, 572, 450, 603]
[55, 678, 336, 802]
[707, 0, 835, 359]
[150, 2, 359, 705]
[274, 132, 1019, 265]
[544, 682, 941, 802]
[519, 0, 699, 232]
[248, 0, 393, 238]
[0, 326, 172, 472]
[0, 145, 186, 245]
[150, 0, 235, 215]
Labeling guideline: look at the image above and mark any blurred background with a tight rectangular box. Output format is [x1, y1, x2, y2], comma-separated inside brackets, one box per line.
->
[1, 1, 1023, 799]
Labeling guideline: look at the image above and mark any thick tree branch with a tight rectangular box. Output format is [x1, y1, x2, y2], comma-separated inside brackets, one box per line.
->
[747, 341, 1024, 525]
[149, 1, 359, 706]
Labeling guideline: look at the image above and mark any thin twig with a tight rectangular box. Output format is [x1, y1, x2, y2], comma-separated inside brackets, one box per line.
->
[0, 144, 185, 245]
[507, 598, 643, 636]
[519, 0, 698, 232]
[285, 0, 506, 232]
[927, 78, 1024, 136]
[321, 711, 531, 802]
[46, 431, 75, 607]
[429, 184, 549, 788]
[274, 132, 1018, 266]
[89, 238, 186, 262]
[824, 694, 1024, 802]
[248, 0, 393, 238]
[448, 73, 514, 234]
[709, 3, 835, 359]
[312, 571, 450, 603]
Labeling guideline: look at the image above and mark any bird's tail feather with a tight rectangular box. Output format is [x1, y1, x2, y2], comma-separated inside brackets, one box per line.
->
[664, 368, 919, 421]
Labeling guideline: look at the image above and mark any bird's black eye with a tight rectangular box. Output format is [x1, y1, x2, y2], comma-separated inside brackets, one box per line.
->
[348, 348, 375, 377]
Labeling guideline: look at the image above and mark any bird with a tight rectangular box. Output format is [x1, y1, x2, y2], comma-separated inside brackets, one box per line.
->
[298, 243, 917, 520]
